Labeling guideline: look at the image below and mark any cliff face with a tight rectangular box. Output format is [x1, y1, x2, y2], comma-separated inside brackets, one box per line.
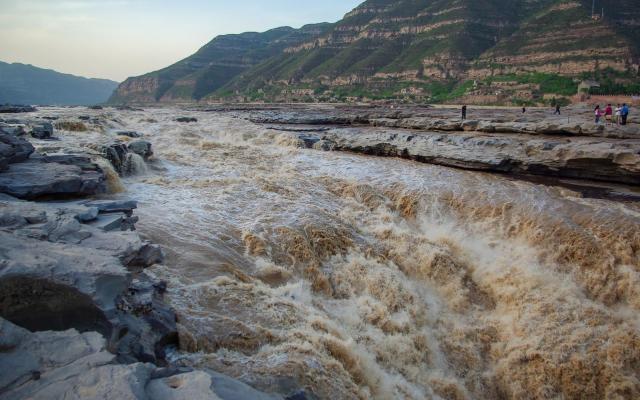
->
[112, 0, 640, 104]
[471, 0, 639, 78]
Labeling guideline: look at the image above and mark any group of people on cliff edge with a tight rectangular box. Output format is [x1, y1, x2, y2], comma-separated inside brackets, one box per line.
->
[594, 103, 630, 125]
[460, 103, 631, 126]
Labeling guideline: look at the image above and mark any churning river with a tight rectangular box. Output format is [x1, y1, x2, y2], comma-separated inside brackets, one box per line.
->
[100, 108, 640, 399]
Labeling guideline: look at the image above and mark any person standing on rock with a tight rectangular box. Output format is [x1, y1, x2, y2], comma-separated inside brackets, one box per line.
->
[554, 104, 561, 115]
[594, 105, 603, 124]
[605, 104, 613, 125]
[615, 104, 622, 125]
[522, 106, 526, 114]
[461, 105, 467, 120]
[621, 103, 630, 125]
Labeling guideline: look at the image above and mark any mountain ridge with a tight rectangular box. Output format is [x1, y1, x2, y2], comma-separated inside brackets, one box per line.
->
[0, 61, 119, 106]
[110, 0, 640, 105]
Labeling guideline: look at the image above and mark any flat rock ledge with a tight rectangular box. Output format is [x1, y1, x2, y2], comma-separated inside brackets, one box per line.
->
[308, 128, 640, 185]
[247, 107, 640, 139]
[0, 133, 106, 199]
[246, 106, 640, 186]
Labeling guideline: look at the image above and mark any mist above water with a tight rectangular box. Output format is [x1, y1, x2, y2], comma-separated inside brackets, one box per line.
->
[76, 108, 640, 399]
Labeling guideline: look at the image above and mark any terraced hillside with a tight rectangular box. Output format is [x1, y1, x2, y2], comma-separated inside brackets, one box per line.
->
[111, 0, 640, 104]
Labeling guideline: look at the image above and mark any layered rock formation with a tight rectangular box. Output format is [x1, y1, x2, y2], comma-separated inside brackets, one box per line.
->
[112, 0, 640, 104]
[245, 104, 640, 186]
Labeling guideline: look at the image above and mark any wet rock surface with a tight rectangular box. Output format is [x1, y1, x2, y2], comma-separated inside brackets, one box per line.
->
[0, 318, 283, 400]
[116, 130, 142, 138]
[314, 127, 640, 185]
[128, 140, 153, 160]
[30, 122, 54, 139]
[0, 134, 34, 171]
[0, 156, 106, 199]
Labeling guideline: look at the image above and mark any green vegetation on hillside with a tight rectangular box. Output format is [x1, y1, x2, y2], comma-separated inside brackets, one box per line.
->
[485, 73, 578, 96]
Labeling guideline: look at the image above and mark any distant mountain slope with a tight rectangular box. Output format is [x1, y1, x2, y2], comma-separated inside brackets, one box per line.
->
[112, 0, 640, 104]
[109, 24, 332, 103]
[0, 62, 119, 106]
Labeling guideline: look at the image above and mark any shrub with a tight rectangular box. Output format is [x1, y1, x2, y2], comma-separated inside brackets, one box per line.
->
[54, 121, 88, 132]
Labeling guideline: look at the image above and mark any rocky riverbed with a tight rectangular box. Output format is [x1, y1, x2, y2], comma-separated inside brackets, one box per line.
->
[1, 104, 640, 399]
[0, 109, 297, 399]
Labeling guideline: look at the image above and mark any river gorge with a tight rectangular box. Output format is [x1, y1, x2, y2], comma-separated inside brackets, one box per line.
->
[1, 105, 640, 399]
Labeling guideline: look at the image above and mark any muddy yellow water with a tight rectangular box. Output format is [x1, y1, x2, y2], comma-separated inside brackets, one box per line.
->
[109, 109, 640, 399]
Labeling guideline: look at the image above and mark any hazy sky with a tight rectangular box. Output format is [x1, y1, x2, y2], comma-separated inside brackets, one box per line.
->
[0, 0, 362, 82]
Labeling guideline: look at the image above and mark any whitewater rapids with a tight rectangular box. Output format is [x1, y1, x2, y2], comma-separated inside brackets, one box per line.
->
[100, 108, 640, 399]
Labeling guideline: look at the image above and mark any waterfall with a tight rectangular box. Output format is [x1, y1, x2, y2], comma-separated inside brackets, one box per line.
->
[94, 158, 125, 193]
[123, 152, 148, 176]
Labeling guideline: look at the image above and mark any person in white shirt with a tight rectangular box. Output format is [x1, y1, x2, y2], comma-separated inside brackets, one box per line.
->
[615, 104, 622, 125]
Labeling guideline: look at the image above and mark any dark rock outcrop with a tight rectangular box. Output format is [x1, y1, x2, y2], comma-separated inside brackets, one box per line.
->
[0, 156, 105, 199]
[115, 130, 142, 138]
[128, 140, 153, 160]
[0, 105, 37, 113]
[0, 124, 27, 136]
[0, 196, 169, 363]
[0, 134, 35, 171]
[100, 142, 130, 174]
[30, 122, 54, 139]
[176, 117, 198, 123]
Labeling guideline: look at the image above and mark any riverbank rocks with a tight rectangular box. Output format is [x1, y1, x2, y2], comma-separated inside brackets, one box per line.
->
[0, 124, 27, 136]
[128, 140, 153, 160]
[0, 195, 170, 363]
[0, 318, 286, 400]
[313, 127, 640, 185]
[0, 134, 34, 171]
[0, 156, 106, 199]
